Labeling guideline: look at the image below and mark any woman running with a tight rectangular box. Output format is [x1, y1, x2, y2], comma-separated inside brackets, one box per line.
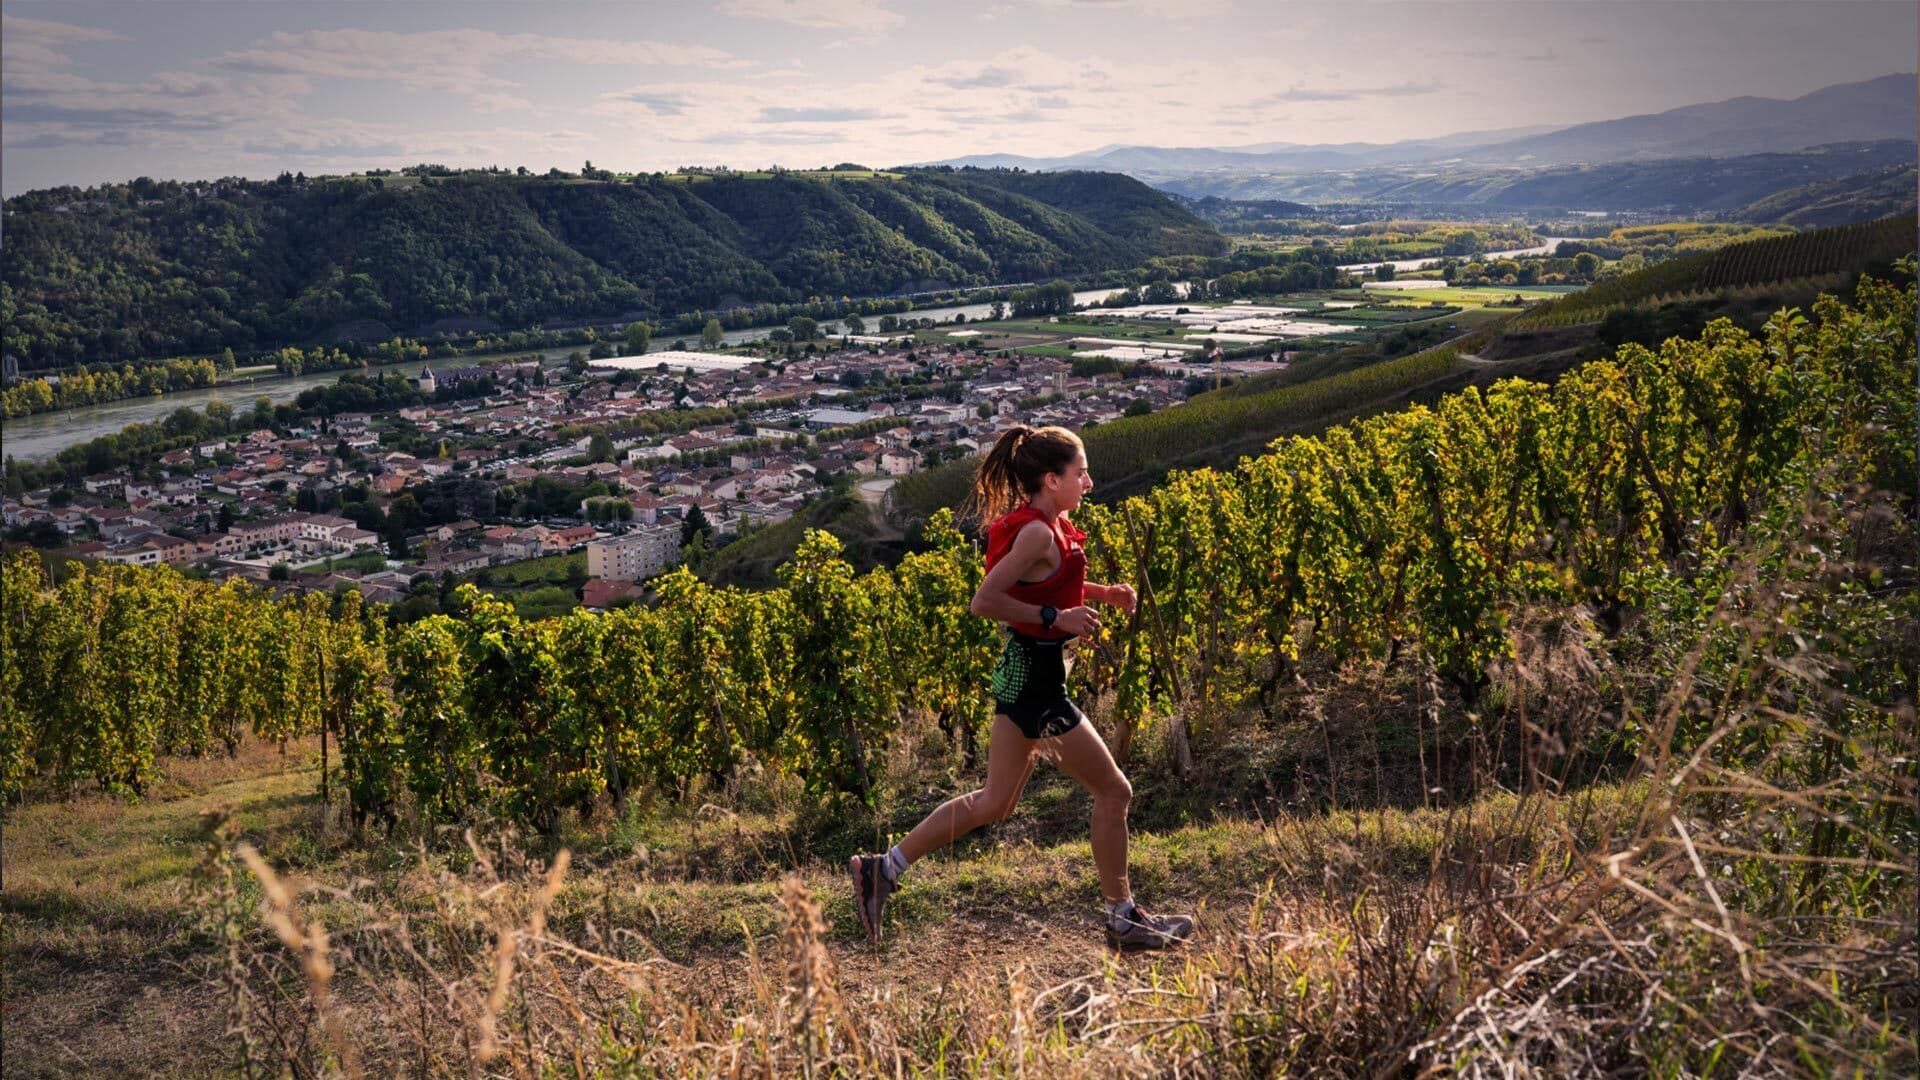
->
[852, 424, 1194, 952]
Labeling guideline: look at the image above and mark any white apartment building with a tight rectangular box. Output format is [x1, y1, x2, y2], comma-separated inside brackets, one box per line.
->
[586, 523, 682, 582]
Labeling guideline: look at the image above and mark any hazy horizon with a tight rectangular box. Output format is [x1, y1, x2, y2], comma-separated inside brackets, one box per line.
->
[3, 0, 1915, 196]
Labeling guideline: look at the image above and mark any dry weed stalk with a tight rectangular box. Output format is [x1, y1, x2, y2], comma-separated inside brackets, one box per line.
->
[193, 806, 260, 1079]
[236, 842, 362, 1079]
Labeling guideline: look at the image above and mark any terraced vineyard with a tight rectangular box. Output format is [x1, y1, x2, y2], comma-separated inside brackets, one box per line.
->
[1510, 213, 1914, 329]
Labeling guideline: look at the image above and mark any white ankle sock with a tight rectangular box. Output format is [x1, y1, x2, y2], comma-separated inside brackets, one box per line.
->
[884, 845, 909, 882]
[1106, 897, 1136, 923]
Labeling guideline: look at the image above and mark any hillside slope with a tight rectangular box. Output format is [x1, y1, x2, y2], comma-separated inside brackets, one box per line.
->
[1159, 140, 1916, 208]
[1736, 164, 1920, 227]
[0, 169, 1225, 369]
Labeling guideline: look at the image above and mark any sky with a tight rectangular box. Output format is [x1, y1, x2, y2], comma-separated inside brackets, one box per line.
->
[2, 0, 1914, 195]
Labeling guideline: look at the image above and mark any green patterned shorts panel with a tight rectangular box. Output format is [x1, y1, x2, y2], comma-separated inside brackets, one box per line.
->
[990, 633, 1085, 739]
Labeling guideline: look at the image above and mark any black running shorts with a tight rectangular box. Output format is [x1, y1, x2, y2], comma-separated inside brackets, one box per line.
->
[990, 632, 1086, 740]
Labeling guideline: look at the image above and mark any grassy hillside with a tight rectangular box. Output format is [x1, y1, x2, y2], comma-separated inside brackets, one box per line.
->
[0, 168, 1224, 369]
[1736, 164, 1920, 227]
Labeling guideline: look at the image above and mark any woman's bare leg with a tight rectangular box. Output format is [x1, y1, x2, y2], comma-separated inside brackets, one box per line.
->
[897, 715, 1036, 863]
[1042, 721, 1133, 904]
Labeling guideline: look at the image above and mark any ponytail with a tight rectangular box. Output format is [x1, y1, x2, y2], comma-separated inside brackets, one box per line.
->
[963, 424, 1082, 525]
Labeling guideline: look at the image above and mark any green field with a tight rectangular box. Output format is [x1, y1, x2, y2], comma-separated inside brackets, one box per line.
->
[459, 551, 587, 618]
[478, 550, 584, 586]
[1353, 285, 1571, 307]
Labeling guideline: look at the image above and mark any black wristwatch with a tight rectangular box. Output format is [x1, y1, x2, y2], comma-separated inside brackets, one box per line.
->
[1039, 605, 1058, 630]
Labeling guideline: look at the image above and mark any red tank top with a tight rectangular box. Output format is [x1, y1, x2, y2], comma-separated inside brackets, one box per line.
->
[984, 505, 1086, 639]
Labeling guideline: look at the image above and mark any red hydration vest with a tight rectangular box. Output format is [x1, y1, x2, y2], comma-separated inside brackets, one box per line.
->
[984, 505, 1086, 639]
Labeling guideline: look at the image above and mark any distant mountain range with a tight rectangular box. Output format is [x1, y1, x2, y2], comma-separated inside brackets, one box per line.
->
[921, 74, 1917, 180]
[1162, 141, 1917, 211]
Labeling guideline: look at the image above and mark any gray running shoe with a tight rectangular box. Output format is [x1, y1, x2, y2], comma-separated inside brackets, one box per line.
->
[1105, 903, 1194, 952]
[850, 854, 896, 941]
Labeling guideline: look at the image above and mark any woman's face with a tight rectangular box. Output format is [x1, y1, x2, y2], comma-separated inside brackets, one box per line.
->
[1053, 450, 1093, 510]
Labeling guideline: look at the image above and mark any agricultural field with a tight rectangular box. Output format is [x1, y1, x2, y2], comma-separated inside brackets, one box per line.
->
[924, 294, 1489, 360]
[1349, 284, 1576, 306]
[467, 550, 588, 619]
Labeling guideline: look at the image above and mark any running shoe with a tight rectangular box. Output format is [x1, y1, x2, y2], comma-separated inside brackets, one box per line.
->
[849, 854, 895, 941]
[1105, 903, 1194, 952]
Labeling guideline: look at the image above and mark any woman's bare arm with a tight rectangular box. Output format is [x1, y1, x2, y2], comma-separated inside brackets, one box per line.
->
[969, 522, 1101, 634]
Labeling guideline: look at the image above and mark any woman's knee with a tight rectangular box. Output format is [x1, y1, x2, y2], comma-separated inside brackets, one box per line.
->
[1094, 774, 1132, 813]
[966, 787, 1020, 824]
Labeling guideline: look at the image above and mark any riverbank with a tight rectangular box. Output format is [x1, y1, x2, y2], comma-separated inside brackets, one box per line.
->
[1, 285, 1152, 464]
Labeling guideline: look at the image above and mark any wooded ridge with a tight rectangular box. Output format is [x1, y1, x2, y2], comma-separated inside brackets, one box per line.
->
[0, 168, 1226, 370]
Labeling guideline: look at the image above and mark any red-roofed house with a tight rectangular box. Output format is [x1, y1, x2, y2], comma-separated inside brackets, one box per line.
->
[581, 578, 644, 611]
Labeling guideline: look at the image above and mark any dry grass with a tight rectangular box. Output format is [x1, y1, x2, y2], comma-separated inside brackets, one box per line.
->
[4, 724, 1640, 1077]
[15, 721, 1909, 1077]
[1, 739, 328, 1077]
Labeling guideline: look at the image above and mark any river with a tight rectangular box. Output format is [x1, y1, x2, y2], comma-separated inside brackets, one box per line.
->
[0, 359, 449, 465]
[0, 285, 1168, 464]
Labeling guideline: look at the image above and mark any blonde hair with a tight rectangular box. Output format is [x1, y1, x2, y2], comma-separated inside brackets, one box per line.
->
[962, 424, 1083, 525]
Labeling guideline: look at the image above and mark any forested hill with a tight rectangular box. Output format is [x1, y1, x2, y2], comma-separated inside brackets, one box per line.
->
[0, 168, 1225, 369]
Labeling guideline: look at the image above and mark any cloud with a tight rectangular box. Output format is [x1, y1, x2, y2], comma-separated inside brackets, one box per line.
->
[713, 0, 904, 31]
[471, 92, 535, 113]
[593, 46, 1279, 169]
[239, 135, 410, 160]
[0, 13, 124, 44]
[212, 28, 746, 108]
[686, 127, 851, 145]
[2, 12, 300, 161]
[1, 13, 127, 84]
[9, 129, 135, 150]
[757, 107, 895, 122]
[1029, 0, 1235, 17]
[5, 101, 228, 130]
[0, 13, 125, 73]
[929, 65, 1020, 90]
[144, 72, 228, 97]
[620, 91, 695, 116]
[1253, 81, 1444, 104]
